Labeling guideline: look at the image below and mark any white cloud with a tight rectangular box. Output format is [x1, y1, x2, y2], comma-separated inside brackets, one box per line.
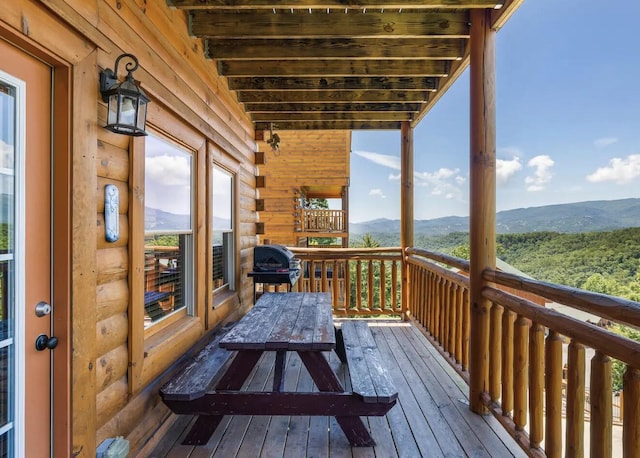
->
[352, 150, 400, 170]
[145, 154, 192, 213]
[146, 154, 191, 186]
[525, 155, 554, 191]
[0, 140, 13, 170]
[414, 167, 465, 199]
[354, 149, 464, 200]
[496, 156, 522, 184]
[369, 188, 386, 199]
[586, 154, 640, 184]
[594, 137, 619, 148]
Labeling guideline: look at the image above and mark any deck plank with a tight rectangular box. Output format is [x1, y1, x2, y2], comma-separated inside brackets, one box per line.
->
[403, 325, 527, 457]
[143, 322, 527, 458]
[282, 358, 313, 458]
[379, 325, 474, 455]
[373, 325, 444, 457]
[259, 353, 302, 457]
[210, 352, 274, 457]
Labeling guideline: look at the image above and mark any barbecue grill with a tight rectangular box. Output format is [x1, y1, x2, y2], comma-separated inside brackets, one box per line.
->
[248, 245, 301, 301]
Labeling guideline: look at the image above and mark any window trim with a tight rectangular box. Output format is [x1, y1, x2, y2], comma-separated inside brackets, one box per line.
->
[128, 110, 207, 393]
[143, 132, 195, 331]
[212, 164, 235, 293]
[208, 144, 240, 316]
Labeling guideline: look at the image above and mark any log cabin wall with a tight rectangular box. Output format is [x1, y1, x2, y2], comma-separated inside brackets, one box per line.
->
[256, 130, 351, 246]
[1, 0, 257, 456]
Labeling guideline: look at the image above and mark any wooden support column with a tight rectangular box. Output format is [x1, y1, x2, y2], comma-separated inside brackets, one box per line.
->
[469, 9, 496, 414]
[342, 187, 349, 248]
[400, 121, 414, 320]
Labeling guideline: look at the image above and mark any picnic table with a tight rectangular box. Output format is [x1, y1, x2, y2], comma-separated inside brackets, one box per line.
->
[161, 292, 397, 446]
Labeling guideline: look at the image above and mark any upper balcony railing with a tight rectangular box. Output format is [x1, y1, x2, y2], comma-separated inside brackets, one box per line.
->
[283, 246, 640, 457]
[299, 209, 346, 233]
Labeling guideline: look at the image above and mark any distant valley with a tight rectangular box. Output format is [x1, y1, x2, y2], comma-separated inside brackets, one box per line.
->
[349, 198, 640, 237]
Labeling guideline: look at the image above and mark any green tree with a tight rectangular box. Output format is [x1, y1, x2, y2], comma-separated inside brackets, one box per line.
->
[359, 233, 381, 248]
[582, 273, 620, 296]
[450, 244, 470, 260]
[610, 324, 640, 392]
[303, 197, 328, 209]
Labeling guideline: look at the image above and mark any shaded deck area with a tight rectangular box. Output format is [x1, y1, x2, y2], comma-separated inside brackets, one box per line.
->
[144, 322, 526, 457]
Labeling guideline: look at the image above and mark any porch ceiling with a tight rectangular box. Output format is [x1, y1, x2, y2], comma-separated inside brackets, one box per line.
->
[168, 0, 522, 131]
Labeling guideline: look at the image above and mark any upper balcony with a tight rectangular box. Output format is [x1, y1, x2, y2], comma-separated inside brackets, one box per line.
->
[297, 208, 347, 236]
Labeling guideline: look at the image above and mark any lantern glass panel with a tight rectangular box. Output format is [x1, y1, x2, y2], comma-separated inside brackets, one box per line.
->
[120, 95, 137, 127]
[136, 101, 147, 131]
[107, 93, 119, 125]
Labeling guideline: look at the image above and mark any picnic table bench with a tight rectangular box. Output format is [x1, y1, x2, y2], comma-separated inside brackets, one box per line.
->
[160, 292, 397, 447]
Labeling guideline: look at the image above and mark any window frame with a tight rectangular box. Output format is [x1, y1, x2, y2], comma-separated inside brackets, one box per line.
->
[211, 164, 235, 293]
[129, 107, 207, 393]
[208, 143, 240, 312]
[142, 132, 195, 332]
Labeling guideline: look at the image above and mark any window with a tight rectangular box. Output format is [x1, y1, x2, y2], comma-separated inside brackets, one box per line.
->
[212, 166, 234, 292]
[144, 133, 194, 327]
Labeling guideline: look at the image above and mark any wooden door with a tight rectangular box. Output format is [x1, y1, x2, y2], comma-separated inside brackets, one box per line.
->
[0, 39, 53, 457]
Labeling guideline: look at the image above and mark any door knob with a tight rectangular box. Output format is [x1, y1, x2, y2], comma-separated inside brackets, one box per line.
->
[35, 334, 58, 351]
[35, 301, 52, 317]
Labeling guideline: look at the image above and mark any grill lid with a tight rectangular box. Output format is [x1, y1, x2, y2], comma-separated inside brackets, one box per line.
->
[254, 244, 299, 271]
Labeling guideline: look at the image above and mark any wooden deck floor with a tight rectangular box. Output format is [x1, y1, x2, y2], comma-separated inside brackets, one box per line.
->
[143, 322, 527, 458]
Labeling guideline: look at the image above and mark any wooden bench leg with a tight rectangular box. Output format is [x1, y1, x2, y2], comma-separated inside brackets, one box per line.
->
[181, 350, 263, 445]
[182, 416, 225, 445]
[334, 326, 347, 363]
[335, 416, 375, 447]
[273, 350, 286, 392]
[298, 351, 374, 446]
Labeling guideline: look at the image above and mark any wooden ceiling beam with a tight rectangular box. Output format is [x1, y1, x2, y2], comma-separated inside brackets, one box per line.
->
[237, 90, 429, 103]
[205, 37, 464, 60]
[219, 59, 450, 76]
[169, 0, 502, 10]
[244, 102, 423, 112]
[190, 11, 469, 38]
[251, 112, 413, 122]
[254, 120, 403, 130]
[228, 76, 438, 91]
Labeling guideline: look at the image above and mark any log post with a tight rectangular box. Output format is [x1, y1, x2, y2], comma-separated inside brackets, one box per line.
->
[469, 8, 497, 413]
[623, 367, 640, 457]
[400, 121, 414, 321]
[566, 341, 585, 457]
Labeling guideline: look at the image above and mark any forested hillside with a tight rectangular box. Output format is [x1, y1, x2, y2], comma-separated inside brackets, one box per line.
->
[496, 228, 640, 300]
[351, 227, 640, 301]
[350, 198, 640, 236]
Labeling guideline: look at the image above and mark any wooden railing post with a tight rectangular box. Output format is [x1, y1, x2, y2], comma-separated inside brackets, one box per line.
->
[469, 8, 496, 414]
[591, 351, 613, 457]
[400, 121, 414, 321]
[566, 341, 585, 457]
[623, 367, 640, 457]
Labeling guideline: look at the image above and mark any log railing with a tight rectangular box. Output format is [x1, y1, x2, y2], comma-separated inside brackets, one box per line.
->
[288, 247, 403, 316]
[300, 209, 346, 233]
[406, 246, 640, 457]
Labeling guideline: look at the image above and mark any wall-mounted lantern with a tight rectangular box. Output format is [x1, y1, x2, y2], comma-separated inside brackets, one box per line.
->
[99, 53, 149, 136]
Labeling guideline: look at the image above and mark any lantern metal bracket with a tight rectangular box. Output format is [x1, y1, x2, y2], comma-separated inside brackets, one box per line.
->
[100, 53, 140, 102]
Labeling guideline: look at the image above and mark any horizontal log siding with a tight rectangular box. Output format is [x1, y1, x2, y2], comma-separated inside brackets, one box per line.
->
[406, 247, 640, 457]
[26, 0, 260, 454]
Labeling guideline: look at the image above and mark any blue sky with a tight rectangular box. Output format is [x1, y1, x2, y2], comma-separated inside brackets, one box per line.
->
[349, 0, 640, 222]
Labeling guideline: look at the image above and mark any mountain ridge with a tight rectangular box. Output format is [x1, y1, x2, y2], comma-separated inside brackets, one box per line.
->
[349, 198, 640, 236]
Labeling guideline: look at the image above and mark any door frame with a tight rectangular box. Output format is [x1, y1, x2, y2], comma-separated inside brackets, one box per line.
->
[0, 26, 73, 457]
